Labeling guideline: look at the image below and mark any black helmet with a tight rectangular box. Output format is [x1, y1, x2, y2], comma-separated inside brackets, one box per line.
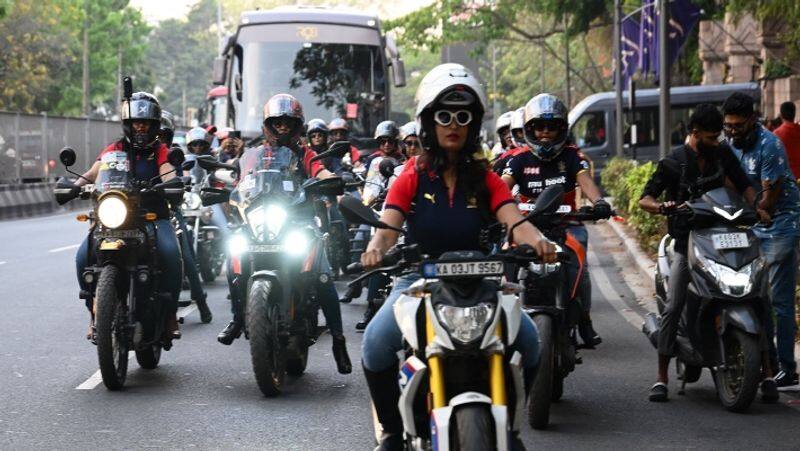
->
[374, 120, 399, 140]
[262, 94, 305, 147]
[306, 118, 329, 140]
[159, 110, 175, 147]
[121, 92, 161, 150]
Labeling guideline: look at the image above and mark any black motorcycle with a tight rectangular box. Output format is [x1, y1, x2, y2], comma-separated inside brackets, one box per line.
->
[517, 185, 612, 429]
[642, 186, 767, 412]
[198, 147, 345, 396]
[54, 146, 186, 390]
[180, 153, 226, 282]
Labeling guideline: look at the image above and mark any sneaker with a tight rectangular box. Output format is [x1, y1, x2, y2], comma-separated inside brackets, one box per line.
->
[775, 369, 799, 388]
[648, 382, 668, 402]
[761, 378, 779, 403]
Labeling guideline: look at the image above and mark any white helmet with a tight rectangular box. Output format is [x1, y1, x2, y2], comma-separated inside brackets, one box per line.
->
[414, 63, 487, 149]
[510, 107, 526, 147]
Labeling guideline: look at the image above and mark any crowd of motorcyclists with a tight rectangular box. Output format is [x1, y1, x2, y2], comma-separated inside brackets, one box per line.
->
[54, 62, 798, 449]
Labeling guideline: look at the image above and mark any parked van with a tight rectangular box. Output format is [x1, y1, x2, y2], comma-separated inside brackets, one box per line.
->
[568, 82, 760, 174]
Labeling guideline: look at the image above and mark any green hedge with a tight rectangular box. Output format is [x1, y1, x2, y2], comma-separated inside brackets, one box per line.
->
[601, 157, 665, 254]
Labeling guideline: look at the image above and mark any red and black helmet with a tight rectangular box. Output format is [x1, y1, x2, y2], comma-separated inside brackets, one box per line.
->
[262, 94, 304, 147]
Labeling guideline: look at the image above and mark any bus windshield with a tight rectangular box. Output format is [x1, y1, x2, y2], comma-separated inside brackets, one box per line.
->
[235, 24, 387, 138]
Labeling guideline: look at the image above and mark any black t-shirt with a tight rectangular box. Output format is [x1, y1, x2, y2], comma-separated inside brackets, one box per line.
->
[503, 145, 590, 209]
[640, 144, 751, 253]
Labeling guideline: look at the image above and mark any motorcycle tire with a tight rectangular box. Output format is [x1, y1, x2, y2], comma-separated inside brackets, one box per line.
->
[199, 251, 216, 283]
[286, 336, 309, 377]
[247, 279, 285, 397]
[528, 314, 554, 429]
[451, 404, 495, 451]
[714, 328, 760, 413]
[135, 345, 162, 370]
[95, 265, 129, 390]
[552, 372, 565, 402]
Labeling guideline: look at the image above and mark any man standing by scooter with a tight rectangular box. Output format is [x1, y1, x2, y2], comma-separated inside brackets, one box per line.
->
[638, 104, 767, 402]
[723, 92, 800, 389]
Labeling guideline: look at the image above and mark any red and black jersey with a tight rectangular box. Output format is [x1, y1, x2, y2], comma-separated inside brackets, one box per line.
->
[503, 145, 590, 209]
[492, 145, 526, 175]
[385, 156, 515, 257]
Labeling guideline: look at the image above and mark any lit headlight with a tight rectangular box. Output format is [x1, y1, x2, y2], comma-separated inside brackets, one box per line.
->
[228, 233, 248, 257]
[529, 262, 561, 275]
[183, 192, 201, 210]
[435, 303, 496, 344]
[97, 195, 128, 229]
[283, 230, 310, 256]
[696, 248, 758, 297]
[265, 204, 288, 237]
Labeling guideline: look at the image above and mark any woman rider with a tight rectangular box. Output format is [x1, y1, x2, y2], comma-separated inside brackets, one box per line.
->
[360, 63, 556, 451]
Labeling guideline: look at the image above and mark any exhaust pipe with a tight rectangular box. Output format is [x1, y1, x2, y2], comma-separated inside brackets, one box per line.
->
[641, 312, 661, 349]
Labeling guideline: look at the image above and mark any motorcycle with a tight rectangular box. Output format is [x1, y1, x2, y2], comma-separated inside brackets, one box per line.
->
[641, 186, 767, 412]
[516, 185, 612, 429]
[197, 147, 346, 397]
[339, 195, 544, 451]
[179, 153, 226, 283]
[54, 145, 187, 390]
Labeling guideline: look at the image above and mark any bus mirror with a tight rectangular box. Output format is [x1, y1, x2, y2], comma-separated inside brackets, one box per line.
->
[212, 57, 227, 85]
[391, 58, 406, 88]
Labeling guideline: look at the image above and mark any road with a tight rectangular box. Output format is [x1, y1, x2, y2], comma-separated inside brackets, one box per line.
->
[0, 213, 798, 450]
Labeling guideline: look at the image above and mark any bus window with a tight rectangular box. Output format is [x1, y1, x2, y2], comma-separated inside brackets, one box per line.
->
[572, 112, 606, 148]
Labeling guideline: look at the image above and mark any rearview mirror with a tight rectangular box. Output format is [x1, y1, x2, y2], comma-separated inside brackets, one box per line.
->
[391, 58, 406, 88]
[379, 158, 398, 179]
[339, 195, 382, 227]
[201, 187, 230, 206]
[531, 185, 565, 215]
[182, 159, 196, 170]
[59, 147, 77, 167]
[310, 141, 352, 162]
[212, 57, 227, 85]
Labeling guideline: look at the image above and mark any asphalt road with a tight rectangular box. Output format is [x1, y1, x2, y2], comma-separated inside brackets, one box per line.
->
[0, 213, 798, 450]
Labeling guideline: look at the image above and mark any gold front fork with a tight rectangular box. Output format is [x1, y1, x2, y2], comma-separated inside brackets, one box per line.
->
[489, 323, 507, 405]
[426, 313, 447, 409]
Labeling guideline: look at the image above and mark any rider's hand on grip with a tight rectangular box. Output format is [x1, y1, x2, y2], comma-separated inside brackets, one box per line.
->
[345, 262, 363, 274]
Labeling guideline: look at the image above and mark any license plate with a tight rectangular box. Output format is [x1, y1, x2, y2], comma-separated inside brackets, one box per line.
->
[248, 244, 283, 253]
[712, 232, 749, 250]
[423, 260, 504, 278]
[518, 203, 535, 211]
[517, 204, 571, 213]
[95, 229, 144, 240]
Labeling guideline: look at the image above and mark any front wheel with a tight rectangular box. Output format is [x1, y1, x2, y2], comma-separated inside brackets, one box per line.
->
[95, 265, 129, 390]
[247, 279, 285, 396]
[198, 248, 217, 283]
[451, 404, 495, 451]
[528, 314, 554, 429]
[135, 345, 162, 370]
[714, 328, 760, 412]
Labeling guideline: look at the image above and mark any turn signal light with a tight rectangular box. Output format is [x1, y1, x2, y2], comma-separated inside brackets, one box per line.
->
[76, 214, 89, 222]
[144, 213, 157, 221]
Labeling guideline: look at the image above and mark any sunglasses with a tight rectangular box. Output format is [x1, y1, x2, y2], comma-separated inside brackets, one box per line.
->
[527, 121, 563, 132]
[433, 109, 473, 127]
[403, 140, 419, 148]
[377, 137, 397, 146]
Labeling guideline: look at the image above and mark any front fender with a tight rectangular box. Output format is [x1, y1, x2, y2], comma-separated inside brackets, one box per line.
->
[720, 304, 760, 336]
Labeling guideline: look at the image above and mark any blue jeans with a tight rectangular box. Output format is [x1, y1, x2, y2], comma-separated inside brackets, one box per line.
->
[362, 273, 541, 372]
[76, 219, 183, 309]
[175, 211, 205, 301]
[760, 234, 799, 373]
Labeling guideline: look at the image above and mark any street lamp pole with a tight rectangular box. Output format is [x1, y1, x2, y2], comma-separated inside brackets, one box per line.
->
[614, 0, 624, 157]
[658, 0, 670, 159]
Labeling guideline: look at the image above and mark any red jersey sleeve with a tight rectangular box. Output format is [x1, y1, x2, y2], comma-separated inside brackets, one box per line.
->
[303, 148, 325, 178]
[350, 147, 360, 164]
[485, 170, 515, 213]
[155, 143, 170, 167]
[384, 158, 418, 215]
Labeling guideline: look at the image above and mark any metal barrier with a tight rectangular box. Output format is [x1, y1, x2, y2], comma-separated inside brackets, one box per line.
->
[0, 111, 121, 184]
[0, 182, 89, 220]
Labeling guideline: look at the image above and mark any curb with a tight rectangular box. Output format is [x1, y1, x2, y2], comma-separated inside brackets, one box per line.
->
[605, 217, 656, 283]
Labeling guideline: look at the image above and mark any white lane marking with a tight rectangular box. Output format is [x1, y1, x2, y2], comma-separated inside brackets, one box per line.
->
[49, 244, 80, 253]
[75, 306, 195, 390]
[76, 351, 135, 390]
[587, 250, 646, 330]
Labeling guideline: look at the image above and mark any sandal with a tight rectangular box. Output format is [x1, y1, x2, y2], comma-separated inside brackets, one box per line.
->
[649, 382, 668, 402]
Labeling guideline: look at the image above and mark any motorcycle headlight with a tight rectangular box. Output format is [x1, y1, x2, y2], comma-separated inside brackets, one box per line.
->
[265, 204, 288, 238]
[228, 233, 248, 257]
[283, 230, 310, 256]
[183, 192, 201, 210]
[246, 206, 265, 240]
[435, 303, 496, 344]
[696, 248, 755, 298]
[529, 262, 561, 275]
[97, 195, 128, 229]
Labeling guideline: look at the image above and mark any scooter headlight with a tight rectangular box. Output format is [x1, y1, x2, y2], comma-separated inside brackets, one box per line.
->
[97, 195, 128, 229]
[435, 303, 496, 344]
[228, 233, 248, 257]
[696, 248, 755, 298]
[183, 192, 201, 210]
[283, 230, 310, 256]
